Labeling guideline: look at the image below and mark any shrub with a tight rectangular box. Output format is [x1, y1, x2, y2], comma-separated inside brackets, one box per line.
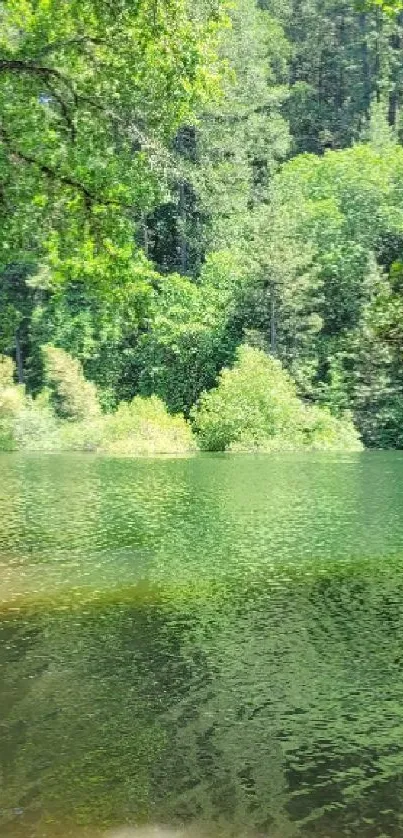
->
[0, 348, 196, 455]
[100, 395, 197, 456]
[0, 355, 15, 389]
[13, 390, 61, 451]
[59, 395, 196, 455]
[42, 345, 101, 421]
[0, 356, 60, 451]
[301, 404, 363, 451]
[192, 345, 362, 452]
[0, 356, 24, 450]
[0, 345, 361, 456]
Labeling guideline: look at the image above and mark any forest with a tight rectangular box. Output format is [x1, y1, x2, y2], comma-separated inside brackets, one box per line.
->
[1, 0, 403, 454]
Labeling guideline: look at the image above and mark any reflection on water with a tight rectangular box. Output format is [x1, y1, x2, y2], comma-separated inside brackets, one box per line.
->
[1, 452, 403, 838]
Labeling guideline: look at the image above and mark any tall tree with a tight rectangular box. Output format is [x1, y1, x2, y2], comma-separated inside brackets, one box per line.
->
[0, 0, 226, 377]
[263, 0, 401, 152]
[145, 0, 291, 276]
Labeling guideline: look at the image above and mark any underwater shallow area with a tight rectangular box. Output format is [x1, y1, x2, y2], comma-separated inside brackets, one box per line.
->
[1, 452, 403, 838]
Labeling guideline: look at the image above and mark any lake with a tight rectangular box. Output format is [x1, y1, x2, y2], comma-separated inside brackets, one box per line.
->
[1, 451, 403, 838]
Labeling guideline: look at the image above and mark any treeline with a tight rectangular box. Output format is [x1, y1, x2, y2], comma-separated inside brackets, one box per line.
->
[0, 346, 360, 453]
[1, 0, 403, 452]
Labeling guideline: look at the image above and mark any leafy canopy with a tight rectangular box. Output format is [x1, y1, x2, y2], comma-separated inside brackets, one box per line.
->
[0, 0, 226, 293]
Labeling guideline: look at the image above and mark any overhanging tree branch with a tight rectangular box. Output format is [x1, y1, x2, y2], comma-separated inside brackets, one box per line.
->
[0, 58, 175, 172]
[0, 60, 79, 107]
[0, 59, 69, 83]
[0, 123, 132, 209]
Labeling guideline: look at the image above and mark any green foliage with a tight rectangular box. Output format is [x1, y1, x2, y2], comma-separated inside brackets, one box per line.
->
[3, 0, 403, 450]
[130, 250, 249, 414]
[188, 0, 290, 257]
[0, 349, 196, 454]
[273, 142, 403, 334]
[0, 355, 59, 449]
[363, 0, 403, 11]
[0, 357, 23, 450]
[0, 0, 229, 395]
[0, 355, 14, 388]
[317, 271, 403, 448]
[192, 345, 361, 452]
[99, 396, 196, 456]
[0, 0, 226, 319]
[252, 139, 403, 446]
[266, 0, 401, 152]
[12, 390, 61, 451]
[58, 395, 197, 455]
[42, 344, 101, 421]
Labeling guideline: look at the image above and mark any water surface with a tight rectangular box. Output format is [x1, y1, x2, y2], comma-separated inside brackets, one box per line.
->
[1, 452, 403, 837]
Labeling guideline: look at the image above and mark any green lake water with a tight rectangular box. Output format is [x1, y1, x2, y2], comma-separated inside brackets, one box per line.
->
[1, 452, 403, 838]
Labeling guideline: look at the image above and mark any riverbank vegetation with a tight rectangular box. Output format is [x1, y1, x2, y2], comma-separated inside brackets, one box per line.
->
[0, 346, 360, 453]
[1, 0, 402, 454]
[0, 349, 196, 454]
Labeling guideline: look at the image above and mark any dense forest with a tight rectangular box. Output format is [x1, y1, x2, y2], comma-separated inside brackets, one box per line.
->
[1, 0, 403, 453]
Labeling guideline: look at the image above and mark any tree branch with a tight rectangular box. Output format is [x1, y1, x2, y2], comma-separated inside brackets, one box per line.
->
[0, 57, 177, 172]
[0, 59, 66, 82]
[45, 82, 77, 142]
[0, 60, 78, 106]
[0, 123, 130, 209]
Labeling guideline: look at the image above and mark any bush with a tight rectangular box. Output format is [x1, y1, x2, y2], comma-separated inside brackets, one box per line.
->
[0, 348, 196, 455]
[100, 396, 196, 456]
[192, 345, 362, 452]
[0, 356, 60, 451]
[356, 395, 403, 450]
[42, 345, 101, 421]
[59, 395, 196, 455]
[130, 253, 247, 415]
[301, 403, 363, 452]
[13, 390, 61, 451]
[0, 345, 361, 456]
[0, 355, 24, 450]
[0, 355, 15, 388]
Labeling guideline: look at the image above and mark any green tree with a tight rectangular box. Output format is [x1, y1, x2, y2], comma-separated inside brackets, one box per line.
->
[145, 0, 290, 276]
[190, 0, 290, 258]
[263, 133, 403, 445]
[0, 263, 37, 381]
[192, 344, 361, 452]
[0, 0, 227, 380]
[127, 250, 250, 414]
[264, 0, 403, 151]
[42, 344, 101, 421]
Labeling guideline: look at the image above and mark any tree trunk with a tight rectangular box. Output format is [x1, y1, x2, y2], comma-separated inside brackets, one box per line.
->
[374, 9, 382, 104]
[359, 13, 371, 115]
[178, 179, 187, 274]
[15, 331, 24, 383]
[270, 283, 277, 355]
[388, 12, 403, 128]
[141, 211, 149, 258]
